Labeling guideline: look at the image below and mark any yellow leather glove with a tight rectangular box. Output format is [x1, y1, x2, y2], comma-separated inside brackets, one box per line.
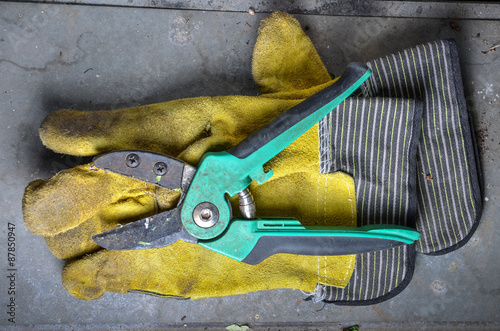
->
[22, 12, 357, 300]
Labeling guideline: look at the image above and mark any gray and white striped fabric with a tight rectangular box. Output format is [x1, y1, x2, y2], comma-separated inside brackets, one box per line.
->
[319, 98, 422, 227]
[361, 39, 482, 254]
[318, 39, 481, 304]
[322, 245, 415, 305]
[318, 97, 422, 304]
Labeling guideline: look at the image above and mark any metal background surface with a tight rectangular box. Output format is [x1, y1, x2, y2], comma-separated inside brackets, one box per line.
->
[21, 0, 500, 19]
[0, 1, 499, 329]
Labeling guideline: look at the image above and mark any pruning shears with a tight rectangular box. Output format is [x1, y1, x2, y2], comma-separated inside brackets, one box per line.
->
[92, 63, 420, 264]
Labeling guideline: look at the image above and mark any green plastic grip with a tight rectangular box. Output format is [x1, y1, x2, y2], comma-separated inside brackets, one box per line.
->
[181, 63, 373, 240]
[199, 219, 421, 264]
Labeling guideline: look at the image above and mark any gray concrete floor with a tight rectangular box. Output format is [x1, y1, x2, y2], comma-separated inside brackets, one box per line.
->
[0, 2, 499, 330]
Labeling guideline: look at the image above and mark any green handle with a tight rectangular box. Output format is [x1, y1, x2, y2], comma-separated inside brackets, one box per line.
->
[227, 62, 371, 166]
[181, 63, 372, 240]
[199, 219, 421, 264]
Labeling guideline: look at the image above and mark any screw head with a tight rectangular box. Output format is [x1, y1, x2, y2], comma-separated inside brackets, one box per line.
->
[192, 202, 219, 228]
[153, 162, 168, 176]
[125, 153, 140, 168]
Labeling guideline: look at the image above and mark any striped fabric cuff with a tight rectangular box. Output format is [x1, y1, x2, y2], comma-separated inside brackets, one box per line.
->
[318, 97, 422, 304]
[361, 39, 482, 254]
[322, 245, 416, 305]
[318, 39, 482, 304]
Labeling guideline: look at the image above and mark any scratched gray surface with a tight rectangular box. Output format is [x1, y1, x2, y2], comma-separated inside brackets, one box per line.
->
[23, 0, 500, 20]
[0, 2, 499, 329]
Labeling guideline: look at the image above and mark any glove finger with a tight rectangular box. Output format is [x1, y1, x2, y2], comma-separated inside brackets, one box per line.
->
[23, 164, 178, 236]
[252, 12, 332, 94]
[39, 96, 300, 161]
[62, 241, 355, 300]
[44, 193, 157, 260]
[39, 97, 214, 157]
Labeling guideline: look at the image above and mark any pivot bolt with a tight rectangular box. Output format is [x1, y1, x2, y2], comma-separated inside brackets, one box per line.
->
[193, 202, 219, 228]
[125, 153, 140, 168]
[153, 162, 168, 176]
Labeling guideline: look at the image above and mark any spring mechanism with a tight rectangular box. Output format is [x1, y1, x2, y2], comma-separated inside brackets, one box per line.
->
[238, 188, 256, 219]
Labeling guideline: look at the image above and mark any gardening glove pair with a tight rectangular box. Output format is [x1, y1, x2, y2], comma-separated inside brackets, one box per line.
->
[22, 12, 358, 300]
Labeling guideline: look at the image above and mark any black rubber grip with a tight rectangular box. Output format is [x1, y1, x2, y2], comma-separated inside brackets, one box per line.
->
[227, 62, 369, 159]
[242, 236, 404, 265]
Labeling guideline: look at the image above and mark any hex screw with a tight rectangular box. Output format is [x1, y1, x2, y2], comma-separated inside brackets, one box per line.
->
[192, 202, 219, 228]
[125, 153, 140, 168]
[200, 209, 212, 220]
[153, 162, 168, 176]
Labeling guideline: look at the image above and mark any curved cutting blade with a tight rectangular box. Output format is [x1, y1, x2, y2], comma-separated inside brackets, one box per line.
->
[93, 208, 197, 250]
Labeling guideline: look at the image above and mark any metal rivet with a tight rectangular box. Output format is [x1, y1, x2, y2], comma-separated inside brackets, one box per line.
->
[125, 153, 140, 168]
[153, 161, 168, 176]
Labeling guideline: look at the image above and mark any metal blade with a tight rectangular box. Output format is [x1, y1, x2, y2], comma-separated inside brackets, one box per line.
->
[93, 150, 196, 193]
[93, 207, 198, 250]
